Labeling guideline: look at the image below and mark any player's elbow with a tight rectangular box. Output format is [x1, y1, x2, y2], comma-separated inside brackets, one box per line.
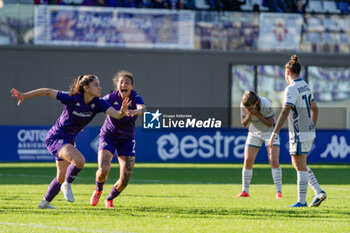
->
[241, 122, 248, 128]
[311, 105, 318, 114]
[266, 122, 274, 128]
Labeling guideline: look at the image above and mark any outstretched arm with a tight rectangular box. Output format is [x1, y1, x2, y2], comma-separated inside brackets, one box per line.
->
[11, 88, 58, 106]
[105, 97, 131, 119]
[126, 104, 147, 117]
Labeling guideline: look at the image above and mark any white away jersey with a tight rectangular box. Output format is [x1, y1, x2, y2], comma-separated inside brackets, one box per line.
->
[283, 78, 316, 142]
[240, 96, 275, 135]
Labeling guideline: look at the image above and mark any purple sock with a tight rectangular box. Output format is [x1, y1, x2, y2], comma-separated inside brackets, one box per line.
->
[65, 164, 82, 183]
[96, 180, 105, 191]
[106, 186, 120, 200]
[44, 177, 61, 202]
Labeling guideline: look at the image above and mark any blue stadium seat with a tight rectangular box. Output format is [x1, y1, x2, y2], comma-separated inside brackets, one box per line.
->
[195, 0, 210, 10]
[306, 0, 326, 13]
[324, 1, 341, 14]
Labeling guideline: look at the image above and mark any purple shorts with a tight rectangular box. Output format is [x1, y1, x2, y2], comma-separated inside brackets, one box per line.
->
[98, 134, 135, 156]
[46, 136, 73, 161]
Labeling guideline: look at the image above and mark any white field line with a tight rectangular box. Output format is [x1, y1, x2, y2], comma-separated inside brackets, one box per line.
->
[0, 222, 126, 233]
[1, 173, 350, 188]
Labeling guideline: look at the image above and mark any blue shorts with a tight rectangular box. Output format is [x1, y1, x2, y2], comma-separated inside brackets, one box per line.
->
[98, 134, 135, 157]
[45, 135, 73, 161]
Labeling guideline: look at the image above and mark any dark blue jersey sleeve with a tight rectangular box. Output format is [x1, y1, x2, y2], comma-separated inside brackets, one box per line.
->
[56, 91, 75, 105]
[96, 98, 111, 113]
[135, 94, 145, 106]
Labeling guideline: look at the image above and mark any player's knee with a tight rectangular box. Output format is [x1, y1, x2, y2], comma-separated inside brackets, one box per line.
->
[74, 157, 85, 169]
[99, 166, 110, 177]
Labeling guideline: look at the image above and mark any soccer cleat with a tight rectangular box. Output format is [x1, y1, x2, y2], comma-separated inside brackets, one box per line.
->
[236, 191, 249, 198]
[90, 188, 102, 206]
[288, 202, 307, 207]
[276, 192, 283, 199]
[61, 181, 74, 202]
[38, 199, 56, 209]
[309, 191, 327, 207]
[105, 199, 114, 208]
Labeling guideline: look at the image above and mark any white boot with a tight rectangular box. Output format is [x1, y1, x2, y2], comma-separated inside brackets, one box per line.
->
[61, 181, 74, 202]
[38, 199, 56, 209]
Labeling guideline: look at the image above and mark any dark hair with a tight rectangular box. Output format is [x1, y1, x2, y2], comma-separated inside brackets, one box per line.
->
[69, 74, 98, 95]
[242, 91, 259, 107]
[285, 54, 301, 75]
[113, 70, 134, 87]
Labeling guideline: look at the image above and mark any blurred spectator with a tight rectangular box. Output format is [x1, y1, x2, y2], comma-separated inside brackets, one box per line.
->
[221, 0, 246, 11]
[336, 0, 350, 13]
[94, 0, 142, 7]
[295, 0, 309, 14]
[262, 0, 288, 12]
[35, 0, 61, 4]
[253, 3, 260, 13]
[183, 0, 195, 9]
[59, 0, 95, 6]
[149, 0, 168, 8]
[206, 0, 224, 10]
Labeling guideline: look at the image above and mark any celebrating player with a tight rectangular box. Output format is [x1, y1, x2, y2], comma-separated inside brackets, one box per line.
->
[90, 71, 146, 208]
[268, 55, 327, 207]
[11, 74, 130, 209]
[236, 91, 282, 198]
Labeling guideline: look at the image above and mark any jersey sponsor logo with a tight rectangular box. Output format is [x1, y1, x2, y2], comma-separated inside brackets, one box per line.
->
[75, 102, 80, 106]
[113, 101, 119, 106]
[320, 135, 350, 159]
[156, 132, 246, 161]
[72, 111, 93, 117]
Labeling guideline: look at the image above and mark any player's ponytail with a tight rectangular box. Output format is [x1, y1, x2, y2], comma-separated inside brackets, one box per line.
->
[285, 54, 301, 75]
[69, 74, 98, 95]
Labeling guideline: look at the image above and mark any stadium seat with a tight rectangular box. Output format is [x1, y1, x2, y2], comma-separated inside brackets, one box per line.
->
[240, 0, 252, 11]
[306, 0, 326, 13]
[323, 1, 341, 14]
[195, 0, 210, 10]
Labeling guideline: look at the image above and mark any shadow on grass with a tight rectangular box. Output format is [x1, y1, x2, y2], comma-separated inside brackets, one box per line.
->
[0, 166, 349, 185]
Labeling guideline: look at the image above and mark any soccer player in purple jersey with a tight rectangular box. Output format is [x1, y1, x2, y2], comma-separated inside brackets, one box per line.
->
[90, 70, 146, 208]
[11, 74, 130, 209]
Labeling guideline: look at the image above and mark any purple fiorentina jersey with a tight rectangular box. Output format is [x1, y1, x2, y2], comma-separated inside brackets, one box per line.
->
[47, 91, 110, 142]
[100, 90, 144, 139]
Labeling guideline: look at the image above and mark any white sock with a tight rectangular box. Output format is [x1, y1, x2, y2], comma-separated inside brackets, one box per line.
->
[307, 166, 322, 195]
[272, 167, 282, 193]
[297, 171, 308, 204]
[242, 168, 253, 193]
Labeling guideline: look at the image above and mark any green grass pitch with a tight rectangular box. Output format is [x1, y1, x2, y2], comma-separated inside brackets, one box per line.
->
[0, 163, 349, 232]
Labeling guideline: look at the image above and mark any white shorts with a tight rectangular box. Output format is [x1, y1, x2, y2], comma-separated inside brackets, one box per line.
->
[289, 140, 313, 155]
[246, 132, 280, 148]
